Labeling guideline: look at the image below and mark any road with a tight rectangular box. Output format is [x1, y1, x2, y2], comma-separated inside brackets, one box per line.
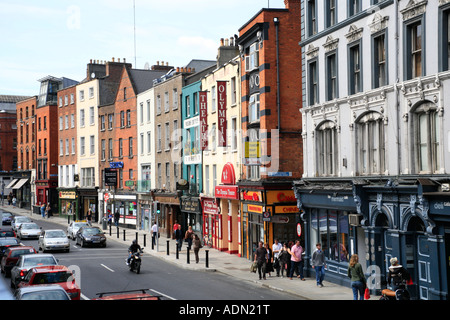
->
[3, 213, 301, 301]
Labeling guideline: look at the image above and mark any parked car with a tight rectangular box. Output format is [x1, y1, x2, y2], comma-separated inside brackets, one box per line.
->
[17, 223, 42, 240]
[38, 229, 70, 253]
[2, 213, 14, 225]
[14, 284, 71, 300]
[10, 253, 59, 289]
[0, 228, 16, 238]
[75, 226, 106, 248]
[0, 238, 21, 257]
[18, 265, 80, 300]
[1, 246, 37, 277]
[11, 216, 32, 232]
[67, 221, 89, 240]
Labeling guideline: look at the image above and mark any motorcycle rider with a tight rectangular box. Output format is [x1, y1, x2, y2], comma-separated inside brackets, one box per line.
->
[127, 240, 142, 266]
[387, 257, 410, 291]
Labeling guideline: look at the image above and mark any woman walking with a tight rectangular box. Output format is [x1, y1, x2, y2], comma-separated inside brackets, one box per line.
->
[347, 254, 366, 300]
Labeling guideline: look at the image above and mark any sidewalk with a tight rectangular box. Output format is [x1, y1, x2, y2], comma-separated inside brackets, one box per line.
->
[1, 205, 367, 300]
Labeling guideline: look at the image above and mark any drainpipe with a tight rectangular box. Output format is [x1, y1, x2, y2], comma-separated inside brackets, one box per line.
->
[274, 17, 302, 135]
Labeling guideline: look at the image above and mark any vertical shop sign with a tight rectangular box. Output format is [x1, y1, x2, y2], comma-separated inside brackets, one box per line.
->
[199, 91, 208, 151]
[217, 81, 227, 147]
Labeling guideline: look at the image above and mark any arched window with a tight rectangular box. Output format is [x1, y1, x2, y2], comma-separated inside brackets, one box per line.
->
[356, 112, 385, 175]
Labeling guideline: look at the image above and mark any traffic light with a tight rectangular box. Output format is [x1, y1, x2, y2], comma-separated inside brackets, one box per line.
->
[153, 201, 160, 215]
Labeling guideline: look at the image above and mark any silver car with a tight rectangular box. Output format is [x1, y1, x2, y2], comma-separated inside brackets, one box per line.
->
[67, 221, 89, 240]
[11, 216, 32, 232]
[17, 223, 42, 240]
[10, 253, 58, 289]
[14, 284, 71, 300]
[38, 229, 70, 253]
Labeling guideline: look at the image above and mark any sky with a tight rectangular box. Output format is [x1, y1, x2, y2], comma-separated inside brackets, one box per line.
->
[0, 0, 287, 96]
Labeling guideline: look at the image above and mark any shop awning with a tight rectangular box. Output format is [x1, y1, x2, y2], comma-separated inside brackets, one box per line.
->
[12, 178, 29, 190]
[5, 179, 18, 189]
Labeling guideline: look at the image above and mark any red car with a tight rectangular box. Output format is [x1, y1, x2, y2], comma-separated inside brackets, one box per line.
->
[18, 265, 80, 300]
[1, 246, 36, 277]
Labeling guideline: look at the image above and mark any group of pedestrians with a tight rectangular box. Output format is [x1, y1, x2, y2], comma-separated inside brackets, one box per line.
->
[253, 239, 326, 287]
[172, 221, 203, 264]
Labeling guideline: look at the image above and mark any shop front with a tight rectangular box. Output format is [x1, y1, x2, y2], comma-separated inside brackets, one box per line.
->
[181, 196, 202, 236]
[213, 163, 241, 255]
[240, 188, 265, 260]
[154, 192, 181, 238]
[11, 171, 31, 209]
[78, 187, 98, 222]
[201, 197, 221, 250]
[137, 193, 153, 232]
[58, 189, 78, 221]
[293, 179, 360, 285]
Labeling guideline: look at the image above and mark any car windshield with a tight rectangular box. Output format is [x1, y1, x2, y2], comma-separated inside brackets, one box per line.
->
[74, 223, 88, 228]
[0, 231, 15, 237]
[32, 271, 73, 284]
[45, 231, 66, 238]
[15, 217, 30, 223]
[21, 290, 69, 300]
[22, 224, 39, 230]
[2, 213, 12, 218]
[0, 239, 18, 246]
[10, 248, 35, 258]
[23, 256, 57, 267]
[83, 228, 103, 236]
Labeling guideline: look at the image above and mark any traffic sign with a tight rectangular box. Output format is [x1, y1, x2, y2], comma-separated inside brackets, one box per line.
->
[104, 193, 110, 202]
[296, 223, 302, 237]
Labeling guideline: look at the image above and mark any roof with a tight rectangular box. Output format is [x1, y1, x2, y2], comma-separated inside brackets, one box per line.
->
[185, 59, 216, 72]
[0, 95, 32, 104]
[129, 69, 168, 94]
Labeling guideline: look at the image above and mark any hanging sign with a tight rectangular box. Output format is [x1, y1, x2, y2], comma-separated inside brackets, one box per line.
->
[199, 91, 208, 151]
[217, 81, 227, 147]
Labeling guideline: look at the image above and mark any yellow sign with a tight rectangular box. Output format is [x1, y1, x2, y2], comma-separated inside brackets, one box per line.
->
[247, 204, 263, 214]
[266, 190, 296, 205]
[59, 191, 77, 199]
[274, 206, 299, 214]
[245, 142, 260, 158]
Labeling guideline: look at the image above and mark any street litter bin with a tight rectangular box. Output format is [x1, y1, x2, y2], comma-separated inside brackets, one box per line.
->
[102, 217, 107, 229]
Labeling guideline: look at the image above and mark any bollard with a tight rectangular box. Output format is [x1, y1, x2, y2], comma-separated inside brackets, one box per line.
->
[187, 247, 190, 264]
[176, 243, 179, 259]
[123, 229, 126, 241]
[205, 250, 209, 268]
[135, 232, 138, 244]
[109, 224, 112, 236]
[143, 234, 146, 247]
[166, 240, 170, 255]
[116, 227, 119, 239]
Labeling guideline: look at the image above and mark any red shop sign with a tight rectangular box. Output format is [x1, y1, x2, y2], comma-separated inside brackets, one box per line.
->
[215, 185, 239, 200]
[221, 162, 236, 185]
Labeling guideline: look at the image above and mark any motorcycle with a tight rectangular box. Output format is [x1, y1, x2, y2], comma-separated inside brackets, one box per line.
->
[380, 282, 410, 300]
[128, 249, 144, 274]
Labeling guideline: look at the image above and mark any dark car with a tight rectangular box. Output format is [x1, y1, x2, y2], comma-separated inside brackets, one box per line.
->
[1, 246, 37, 277]
[0, 228, 16, 238]
[2, 213, 14, 225]
[0, 238, 21, 257]
[75, 227, 106, 248]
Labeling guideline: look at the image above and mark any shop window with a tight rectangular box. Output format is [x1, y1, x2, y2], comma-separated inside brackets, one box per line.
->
[311, 209, 349, 263]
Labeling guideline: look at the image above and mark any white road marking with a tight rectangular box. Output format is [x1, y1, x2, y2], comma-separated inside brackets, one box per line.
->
[100, 264, 115, 272]
[149, 289, 177, 300]
[81, 293, 90, 300]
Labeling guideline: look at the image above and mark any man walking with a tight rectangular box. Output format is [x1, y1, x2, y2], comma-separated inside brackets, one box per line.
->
[289, 240, 305, 280]
[254, 241, 267, 280]
[272, 239, 282, 277]
[312, 243, 326, 287]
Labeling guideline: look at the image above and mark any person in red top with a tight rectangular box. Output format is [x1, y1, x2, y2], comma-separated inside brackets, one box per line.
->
[289, 240, 305, 280]
[173, 220, 181, 239]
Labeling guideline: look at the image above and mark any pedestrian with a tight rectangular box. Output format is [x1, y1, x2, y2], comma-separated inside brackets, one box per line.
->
[173, 220, 181, 239]
[46, 202, 52, 218]
[40, 204, 46, 218]
[288, 240, 305, 280]
[107, 210, 113, 227]
[347, 254, 366, 300]
[185, 226, 194, 250]
[7, 193, 11, 206]
[272, 239, 282, 277]
[175, 224, 183, 251]
[114, 209, 120, 227]
[312, 243, 326, 287]
[254, 241, 267, 280]
[278, 243, 290, 278]
[264, 243, 274, 277]
[151, 222, 159, 247]
[192, 234, 202, 263]
[12, 196, 17, 207]
[86, 208, 92, 226]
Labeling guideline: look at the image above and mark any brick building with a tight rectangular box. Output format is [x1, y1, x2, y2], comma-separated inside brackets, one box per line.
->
[236, 0, 303, 259]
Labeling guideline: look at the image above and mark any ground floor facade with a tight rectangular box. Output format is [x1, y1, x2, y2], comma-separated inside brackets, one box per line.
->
[293, 176, 450, 300]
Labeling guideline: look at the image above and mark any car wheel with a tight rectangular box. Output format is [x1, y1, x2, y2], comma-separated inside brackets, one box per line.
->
[81, 240, 85, 248]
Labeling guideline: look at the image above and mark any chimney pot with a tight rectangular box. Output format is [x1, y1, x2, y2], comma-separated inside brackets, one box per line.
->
[112, 57, 115, 62]
[220, 38, 224, 46]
